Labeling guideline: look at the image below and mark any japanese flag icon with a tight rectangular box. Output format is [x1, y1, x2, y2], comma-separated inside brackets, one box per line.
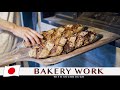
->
[3, 65, 20, 77]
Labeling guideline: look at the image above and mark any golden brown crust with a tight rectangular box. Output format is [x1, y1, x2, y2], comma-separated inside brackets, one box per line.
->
[28, 24, 97, 59]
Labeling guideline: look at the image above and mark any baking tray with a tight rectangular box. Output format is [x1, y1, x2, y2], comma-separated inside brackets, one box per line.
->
[0, 26, 120, 66]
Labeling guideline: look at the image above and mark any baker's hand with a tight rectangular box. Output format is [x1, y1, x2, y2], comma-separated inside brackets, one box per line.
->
[12, 26, 43, 47]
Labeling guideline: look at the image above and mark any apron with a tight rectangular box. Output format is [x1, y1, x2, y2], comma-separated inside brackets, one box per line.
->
[0, 12, 19, 55]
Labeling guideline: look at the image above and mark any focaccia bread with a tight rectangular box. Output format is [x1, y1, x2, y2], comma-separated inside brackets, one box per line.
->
[28, 24, 98, 59]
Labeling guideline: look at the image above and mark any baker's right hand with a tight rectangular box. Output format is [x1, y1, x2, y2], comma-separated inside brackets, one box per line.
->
[12, 26, 43, 47]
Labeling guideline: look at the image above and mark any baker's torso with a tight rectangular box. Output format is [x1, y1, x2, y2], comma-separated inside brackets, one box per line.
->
[0, 12, 18, 55]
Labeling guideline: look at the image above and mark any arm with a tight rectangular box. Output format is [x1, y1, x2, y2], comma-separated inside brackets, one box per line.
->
[0, 18, 43, 47]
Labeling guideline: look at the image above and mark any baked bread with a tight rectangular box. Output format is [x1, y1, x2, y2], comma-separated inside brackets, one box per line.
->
[28, 24, 97, 59]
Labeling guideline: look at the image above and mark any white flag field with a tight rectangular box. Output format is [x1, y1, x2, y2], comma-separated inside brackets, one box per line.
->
[3, 65, 20, 77]
[0, 65, 120, 77]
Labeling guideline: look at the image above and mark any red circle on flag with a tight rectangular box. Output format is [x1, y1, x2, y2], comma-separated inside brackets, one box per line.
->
[8, 67, 15, 74]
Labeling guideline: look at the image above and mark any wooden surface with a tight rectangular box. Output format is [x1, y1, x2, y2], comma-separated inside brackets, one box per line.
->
[0, 26, 120, 66]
